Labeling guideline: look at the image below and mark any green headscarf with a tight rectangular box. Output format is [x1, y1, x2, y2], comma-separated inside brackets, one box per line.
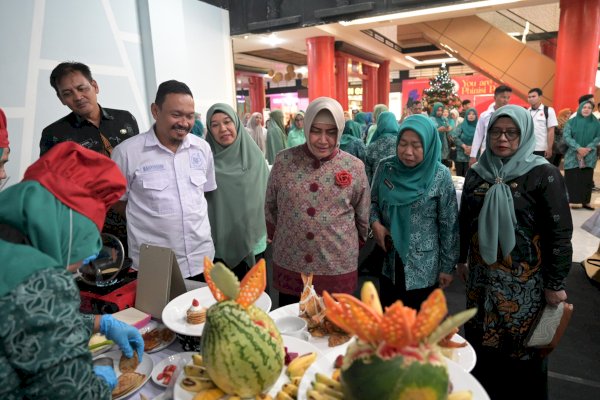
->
[205, 103, 270, 268]
[340, 120, 362, 146]
[354, 112, 368, 126]
[266, 110, 287, 164]
[471, 105, 548, 265]
[430, 102, 448, 128]
[566, 100, 600, 147]
[366, 104, 389, 145]
[369, 111, 399, 144]
[0, 181, 101, 296]
[373, 114, 442, 261]
[287, 111, 306, 148]
[459, 108, 478, 143]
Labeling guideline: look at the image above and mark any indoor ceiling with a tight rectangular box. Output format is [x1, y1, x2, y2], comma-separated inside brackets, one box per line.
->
[232, 0, 560, 80]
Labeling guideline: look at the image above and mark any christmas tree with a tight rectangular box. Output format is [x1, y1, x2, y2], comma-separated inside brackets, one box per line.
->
[422, 64, 461, 109]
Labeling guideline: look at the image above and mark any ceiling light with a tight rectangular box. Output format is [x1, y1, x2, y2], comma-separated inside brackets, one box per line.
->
[243, 35, 249, 39]
[261, 33, 284, 46]
[339, 0, 523, 26]
[295, 66, 308, 74]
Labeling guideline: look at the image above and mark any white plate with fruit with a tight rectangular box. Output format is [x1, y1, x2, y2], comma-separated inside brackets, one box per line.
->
[298, 345, 489, 400]
[173, 335, 321, 400]
[162, 286, 272, 337]
[151, 351, 196, 387]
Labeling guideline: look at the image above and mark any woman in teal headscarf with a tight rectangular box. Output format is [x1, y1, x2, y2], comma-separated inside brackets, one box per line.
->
[457, 105, 572, 400]
[0, 142, 143, 400]
[365, 104, 388, 145]
[340, 120, 366, 163]
[451, 107, 478, 176]
[370, 114, 458, 310]
[266, 109, 287, 164]
[563, 100, 600, 209]
[286, 111, 306, 148]
[205, 103, 270, 279]
[430, 102, 451, 167]
[365, 111, 399, 183]
[353, 112, 369, 140]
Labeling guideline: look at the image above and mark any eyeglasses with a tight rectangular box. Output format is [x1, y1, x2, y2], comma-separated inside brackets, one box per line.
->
[488, 128, 520, 141]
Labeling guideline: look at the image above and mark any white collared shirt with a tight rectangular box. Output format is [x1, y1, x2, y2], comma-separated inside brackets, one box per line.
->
[470, 103, 497, 158]
[528, 104, 558, 151]
[111, 127, 217, 277]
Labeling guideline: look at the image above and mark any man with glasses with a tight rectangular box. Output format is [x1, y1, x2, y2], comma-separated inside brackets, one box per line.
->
[469, 85, 512, 166]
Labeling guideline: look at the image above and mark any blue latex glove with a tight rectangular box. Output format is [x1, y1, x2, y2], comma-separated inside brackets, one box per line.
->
[93, 365, 117, 390]
[99, 314, 144, 361]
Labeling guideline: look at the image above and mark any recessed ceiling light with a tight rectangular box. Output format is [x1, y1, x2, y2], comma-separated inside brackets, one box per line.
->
[261, 33, 284, 46]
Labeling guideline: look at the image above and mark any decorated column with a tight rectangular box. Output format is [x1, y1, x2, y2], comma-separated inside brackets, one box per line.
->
[362, 65, 378, 113]
[554, 0, 600, 111]
[306, 36, 335, 100]
[377, 60, 390, 106]
[247, 76, 265, 113]
[335, 54, 349, 110]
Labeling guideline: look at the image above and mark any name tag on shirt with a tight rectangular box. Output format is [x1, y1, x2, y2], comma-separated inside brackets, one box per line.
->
[141, 163, 166, 173]
[190, 152, 205, 170]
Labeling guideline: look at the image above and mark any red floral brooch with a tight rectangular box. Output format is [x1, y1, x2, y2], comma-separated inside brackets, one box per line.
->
[335, 170, 352, 188]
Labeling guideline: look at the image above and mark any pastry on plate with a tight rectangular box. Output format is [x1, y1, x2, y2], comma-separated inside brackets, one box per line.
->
[186, 298, 206, 324]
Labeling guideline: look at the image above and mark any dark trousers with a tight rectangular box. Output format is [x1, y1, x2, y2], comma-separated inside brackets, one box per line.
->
[188, 253, 263, 283]
[549, 153, 563, 168]
[378, 252, 437, 310]
[455, 161, 469, 177]
[470, 346, 548, 400]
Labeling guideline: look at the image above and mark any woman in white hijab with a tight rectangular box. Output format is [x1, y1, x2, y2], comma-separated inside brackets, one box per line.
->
[245, 112, 267, 154]
[265, 97, 371, 306]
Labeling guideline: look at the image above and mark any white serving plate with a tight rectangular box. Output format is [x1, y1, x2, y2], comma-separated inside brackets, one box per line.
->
[173, 335, 320, 400]
[162, 286, 272, 336]
[95, 349, 154, 400]
[140, 320, 177, 354]
[151, 351, 197, 388]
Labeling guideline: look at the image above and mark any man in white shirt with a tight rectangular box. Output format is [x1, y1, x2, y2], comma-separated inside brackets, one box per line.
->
[469, 85, 512, 166]
[111, 80, 217, 278]
[527, 88, 558, 159]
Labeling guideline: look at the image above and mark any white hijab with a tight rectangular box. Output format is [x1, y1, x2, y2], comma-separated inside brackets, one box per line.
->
[246, 112, 266, 153]
[303, 97, 345, 156]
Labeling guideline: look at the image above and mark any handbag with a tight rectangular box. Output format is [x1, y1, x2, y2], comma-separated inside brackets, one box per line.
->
[526, 302, 573, 355]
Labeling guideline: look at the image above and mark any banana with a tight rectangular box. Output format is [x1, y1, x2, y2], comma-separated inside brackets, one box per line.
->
[192, 388, 225, 400]
[184, 364, 210, 378]
[192, 353, 204, 366]
[314, 373, 342, 391]
[286, 352, 317, 378]
[290, 376, 302, 386]
[360, 281, 383, 315]
[256, 395, 273, 400]
[312, 382, 343, 399]
[275, 391, 294, 400]
[306, 390, 339, 400]
[282, 383, 298, 398]
[447, 390, 474, 400]
[331, 368, 340, 382]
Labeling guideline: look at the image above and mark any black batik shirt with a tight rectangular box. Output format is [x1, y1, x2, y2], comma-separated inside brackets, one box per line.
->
[40, 105, 139, 156]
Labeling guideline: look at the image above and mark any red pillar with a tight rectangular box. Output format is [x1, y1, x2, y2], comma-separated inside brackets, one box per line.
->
[540, 38, 557, 60]
[335, 54, 348, 110]
[554, 0, 600, 111]
[377, 60, 390, 106]
[306, 36, 335, 101]
[247, 76, 265, 113]
[362, 65, 378, 113]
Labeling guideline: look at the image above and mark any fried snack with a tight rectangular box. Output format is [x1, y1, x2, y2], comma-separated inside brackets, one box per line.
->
[143, 327, 175, 351]
[112, 372, 145, 398]
[118, 352, 139, 373]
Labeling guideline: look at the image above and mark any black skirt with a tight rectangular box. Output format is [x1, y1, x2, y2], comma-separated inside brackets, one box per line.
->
[565, 167, 594, 204]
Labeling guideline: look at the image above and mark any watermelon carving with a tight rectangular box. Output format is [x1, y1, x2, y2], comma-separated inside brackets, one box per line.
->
[323, 283, 476, 400]
[201, 258, 284, 397]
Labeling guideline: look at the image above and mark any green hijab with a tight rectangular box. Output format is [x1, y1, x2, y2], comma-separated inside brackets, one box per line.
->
[566, 100, 600, 147]
[354, 112, 368, 126]
[369, 111, 399, 144]
[459, 108, 478, 143]
[374, 114, 442, 261]
[0, 181, 101, 296]
[430, 102, 448, 128]
[340, 120, 362, 146]
[366, 104, 389, 145]
[287, 112, 306, 147]
[471, 105, 548, 265]
[205, 103, 270, 268]
[266, 110, 287, 164]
